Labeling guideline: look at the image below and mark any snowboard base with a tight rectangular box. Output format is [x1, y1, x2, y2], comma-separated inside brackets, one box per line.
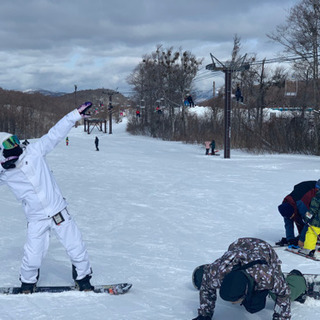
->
[0, 283, 132, 295]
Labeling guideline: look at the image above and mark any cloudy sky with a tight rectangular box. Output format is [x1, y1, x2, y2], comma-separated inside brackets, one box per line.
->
[0, 0, 300, 96]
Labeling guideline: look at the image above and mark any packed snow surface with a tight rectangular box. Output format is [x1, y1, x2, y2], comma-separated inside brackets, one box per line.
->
[0, 118, 319, 319]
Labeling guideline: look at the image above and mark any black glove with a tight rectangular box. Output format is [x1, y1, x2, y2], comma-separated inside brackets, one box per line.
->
[77, 101, 92, 116]
[192, 315, 212, 320]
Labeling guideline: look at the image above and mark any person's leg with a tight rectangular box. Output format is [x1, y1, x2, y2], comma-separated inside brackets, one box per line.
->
[284, 217, 295, 240]
[53, 209, 92, 280]
[303, 226, 318, 250]
[20, 220, 50, 284]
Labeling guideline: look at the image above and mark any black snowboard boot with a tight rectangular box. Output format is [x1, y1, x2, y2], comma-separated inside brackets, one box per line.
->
[287, 236, 299, 246]
[74, 275, 94, 291]
[20, 282, 36, 294]
[275, 237, 288, 246]
[72, 264, 94, 291]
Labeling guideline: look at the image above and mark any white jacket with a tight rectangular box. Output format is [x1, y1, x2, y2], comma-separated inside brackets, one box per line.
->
[0, 109, 82, 222]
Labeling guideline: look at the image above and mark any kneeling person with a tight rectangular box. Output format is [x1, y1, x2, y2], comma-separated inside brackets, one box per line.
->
[192, 238, 295, 320]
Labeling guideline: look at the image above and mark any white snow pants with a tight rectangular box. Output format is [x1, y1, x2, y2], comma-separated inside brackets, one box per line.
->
[20, 208, 92, 284]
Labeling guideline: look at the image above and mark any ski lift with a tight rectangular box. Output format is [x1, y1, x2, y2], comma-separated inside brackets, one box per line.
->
[284, 79, 298, 97]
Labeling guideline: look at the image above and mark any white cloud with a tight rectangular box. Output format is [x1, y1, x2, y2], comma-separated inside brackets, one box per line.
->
[0, 0, 300, 95]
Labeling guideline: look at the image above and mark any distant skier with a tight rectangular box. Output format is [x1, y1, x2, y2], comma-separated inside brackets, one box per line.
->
[235, 84, 243, 103]
[95, 136, 99, 151]
[192, 237, 305, 320]
[275, 180, 319, 247]
[0, 102, 94, 294]
[156, 106, 162, 114]
[66, 136, 69, 146]
[184, 95, 194, 107]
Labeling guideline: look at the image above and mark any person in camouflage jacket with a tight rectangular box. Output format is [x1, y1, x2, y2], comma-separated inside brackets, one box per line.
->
[193, 238, 291, 320]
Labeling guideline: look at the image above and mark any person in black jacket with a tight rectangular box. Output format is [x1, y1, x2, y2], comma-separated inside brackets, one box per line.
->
[95, 136, 99, 151]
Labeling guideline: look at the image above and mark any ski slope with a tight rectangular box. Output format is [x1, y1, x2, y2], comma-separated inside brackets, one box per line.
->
[0, 117, 319, 319]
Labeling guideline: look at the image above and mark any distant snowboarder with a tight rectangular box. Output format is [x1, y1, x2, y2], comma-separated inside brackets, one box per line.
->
[0, 102, 94, 294]
[204, 141, 210, 155]
[95, 136, 99, 151]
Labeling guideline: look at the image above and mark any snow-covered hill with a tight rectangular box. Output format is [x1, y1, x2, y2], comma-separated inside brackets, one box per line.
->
[0, 118, 319, 319]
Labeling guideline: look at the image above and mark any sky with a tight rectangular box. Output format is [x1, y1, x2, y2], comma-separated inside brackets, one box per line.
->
[0, 113, 320, 319]
[0, 0, 300, 96]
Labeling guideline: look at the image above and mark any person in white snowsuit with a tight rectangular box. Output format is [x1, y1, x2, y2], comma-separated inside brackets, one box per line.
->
[0, 102, 94, 293]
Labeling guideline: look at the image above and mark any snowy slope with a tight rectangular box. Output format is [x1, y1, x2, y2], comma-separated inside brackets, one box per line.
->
[0, 118, 320, 319]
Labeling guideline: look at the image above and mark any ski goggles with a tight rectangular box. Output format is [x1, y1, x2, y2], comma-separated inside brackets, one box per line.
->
[2, 135, 20, 150]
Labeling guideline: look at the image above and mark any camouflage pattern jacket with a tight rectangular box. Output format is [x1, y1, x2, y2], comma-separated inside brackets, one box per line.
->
[198, 238, 290, 319]
[307, 189, 320, 227]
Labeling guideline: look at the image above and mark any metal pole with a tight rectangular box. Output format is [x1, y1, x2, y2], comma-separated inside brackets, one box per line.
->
[224, 69, 232, 159]
[206, 53, 249, 159]
[74, 85, 77, 107]
[109, 94, 113, 134]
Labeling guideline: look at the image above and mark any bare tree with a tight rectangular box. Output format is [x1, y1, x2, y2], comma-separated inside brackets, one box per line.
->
[267, 0, 320, 104]
[127, 45, 202, 139]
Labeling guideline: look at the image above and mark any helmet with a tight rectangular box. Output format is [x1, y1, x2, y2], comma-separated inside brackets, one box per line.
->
[0, 132, 20, 152]
[0, 132, 13, 152]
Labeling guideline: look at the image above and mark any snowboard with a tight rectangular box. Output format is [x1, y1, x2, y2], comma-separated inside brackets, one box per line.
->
[192, 264, 320, 300]
[284, 246, 320, 261]
[208, 150, 220, 156]
[0, 283, 132, 295]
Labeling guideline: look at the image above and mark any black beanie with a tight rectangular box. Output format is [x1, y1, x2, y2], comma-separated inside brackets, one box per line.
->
[219, 270, 249, 302]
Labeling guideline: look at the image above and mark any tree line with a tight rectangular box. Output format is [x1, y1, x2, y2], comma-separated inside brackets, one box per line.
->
[0, 88, 129, 139]
[126, 0, 320, 155]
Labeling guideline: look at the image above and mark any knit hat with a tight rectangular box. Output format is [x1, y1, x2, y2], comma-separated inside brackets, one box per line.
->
[278, 202, 294, 218]
[219, 270, 249, 302]
[316, 179, 320, 189]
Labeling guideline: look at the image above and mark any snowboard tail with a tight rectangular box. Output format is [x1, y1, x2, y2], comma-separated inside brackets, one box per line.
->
[0, 283, 132, 295]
